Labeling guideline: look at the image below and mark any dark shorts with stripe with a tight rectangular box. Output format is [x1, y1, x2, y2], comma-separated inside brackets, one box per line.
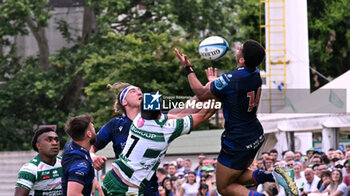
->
[218, 133, 264, 170]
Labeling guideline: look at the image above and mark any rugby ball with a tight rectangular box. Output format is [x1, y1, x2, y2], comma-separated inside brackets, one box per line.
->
[199, 36, 229, 60]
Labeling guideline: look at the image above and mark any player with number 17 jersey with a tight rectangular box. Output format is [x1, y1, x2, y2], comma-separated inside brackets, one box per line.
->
[210, 66, 264, 152]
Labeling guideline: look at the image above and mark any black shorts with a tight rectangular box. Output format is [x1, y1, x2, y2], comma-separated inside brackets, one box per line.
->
[218, 133, 264, 170]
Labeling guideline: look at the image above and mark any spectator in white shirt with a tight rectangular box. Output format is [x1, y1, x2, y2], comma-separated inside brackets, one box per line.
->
[293, 163, 306, 195]
[325, 169, 347, 196]
[301, 168, 320, 195]
[180, 171, 199, 196]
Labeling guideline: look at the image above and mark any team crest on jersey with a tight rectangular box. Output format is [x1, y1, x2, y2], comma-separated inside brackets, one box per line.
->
[143, 91, 161, 110]
[214, 76, 228, 90]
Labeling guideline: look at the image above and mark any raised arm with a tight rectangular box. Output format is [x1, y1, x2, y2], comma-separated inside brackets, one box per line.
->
[191, 107, 217, 129]
[174, 48, 217, 101]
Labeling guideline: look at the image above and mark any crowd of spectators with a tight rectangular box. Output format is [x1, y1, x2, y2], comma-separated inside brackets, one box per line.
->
[154, 145, 350, 196]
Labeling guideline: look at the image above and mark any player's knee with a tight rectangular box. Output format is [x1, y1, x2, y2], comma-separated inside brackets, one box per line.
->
[217, 184, 229, 196]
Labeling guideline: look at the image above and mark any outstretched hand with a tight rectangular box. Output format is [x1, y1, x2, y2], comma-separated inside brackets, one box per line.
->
[205, 67, 218, 82]
[174, 48, 191, 67]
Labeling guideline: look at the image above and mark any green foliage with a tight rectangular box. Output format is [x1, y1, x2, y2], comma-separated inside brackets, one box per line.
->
[308, 0, 350, 89]
[0, 57, 70, 150]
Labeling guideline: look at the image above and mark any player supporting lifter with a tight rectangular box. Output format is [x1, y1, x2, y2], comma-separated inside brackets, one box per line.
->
[175, 40, 298, 196]
[102, 96, 217, 195]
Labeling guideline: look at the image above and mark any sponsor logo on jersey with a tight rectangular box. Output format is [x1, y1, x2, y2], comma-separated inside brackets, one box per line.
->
[42, 175, 50, 180]
[75, 171, 85, 176]
[214, 76, 228, 90]
[143, 91, 161, 110]
[42, 189, 62, 195]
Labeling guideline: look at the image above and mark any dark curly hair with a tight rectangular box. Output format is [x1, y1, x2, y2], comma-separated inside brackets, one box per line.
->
[31, 128, 55, 152]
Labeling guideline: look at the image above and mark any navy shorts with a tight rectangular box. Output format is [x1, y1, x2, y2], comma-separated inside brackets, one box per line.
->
[218, 133, 264, 170]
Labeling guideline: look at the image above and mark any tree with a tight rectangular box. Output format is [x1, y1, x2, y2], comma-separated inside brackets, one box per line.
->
[307, 0, 350, 89]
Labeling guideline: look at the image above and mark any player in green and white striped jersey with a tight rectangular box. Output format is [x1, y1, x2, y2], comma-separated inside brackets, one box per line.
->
[15, 128, 62, 196]
[102, 98, 217, 195]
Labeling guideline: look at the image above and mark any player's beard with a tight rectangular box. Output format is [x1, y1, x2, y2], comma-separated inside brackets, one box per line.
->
[89, 133, 97, 145]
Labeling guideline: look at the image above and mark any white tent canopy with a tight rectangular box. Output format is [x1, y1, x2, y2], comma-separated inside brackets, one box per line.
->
[258, 70, 350, 153]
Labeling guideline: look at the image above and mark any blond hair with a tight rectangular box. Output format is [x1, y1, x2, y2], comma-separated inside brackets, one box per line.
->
[107, 82, 131, 114]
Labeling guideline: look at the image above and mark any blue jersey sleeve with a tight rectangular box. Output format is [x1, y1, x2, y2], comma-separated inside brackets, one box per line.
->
[210, 74, 234, 98]
[94, 119, 117, 150]
[67, 160, 91, 185]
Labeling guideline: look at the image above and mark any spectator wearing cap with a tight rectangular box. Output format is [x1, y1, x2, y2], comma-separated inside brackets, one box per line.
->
[306, 148, 315, 160]
[302, 168, 320, 195]
[200, 166, 209, 178]
[168, 163, 177, 178]
[180, 171, 199, 196]
[334, 160, 344, 171]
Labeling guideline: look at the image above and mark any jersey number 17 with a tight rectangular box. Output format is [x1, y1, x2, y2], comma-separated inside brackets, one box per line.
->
[247, 87, 261, 112]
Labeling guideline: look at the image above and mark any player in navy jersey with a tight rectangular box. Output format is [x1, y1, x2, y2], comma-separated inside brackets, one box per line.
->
[175, 40, 298, 196]
[62, 114, 104, 196]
